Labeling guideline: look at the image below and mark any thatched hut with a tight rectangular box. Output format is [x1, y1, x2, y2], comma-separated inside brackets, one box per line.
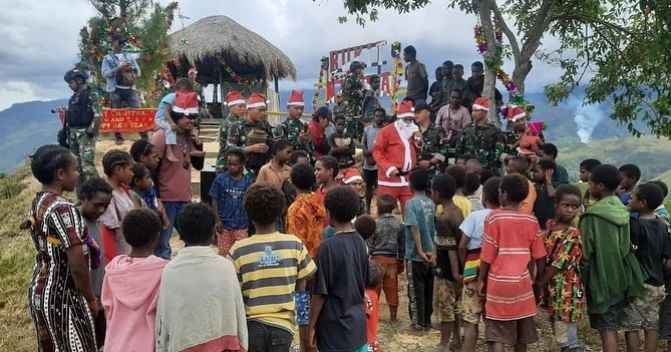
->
[168, 15, 296, 115]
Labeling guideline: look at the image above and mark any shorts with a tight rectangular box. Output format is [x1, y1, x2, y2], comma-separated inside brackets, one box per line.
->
[461, 281, 484, 325]
[589, 300, 626, 332]
[295, 290, 311, 326]
[216, 228, 248, 256]
[363, 169, 378, 187]
[434, 277, 460, 323]
[551, 320, 579, 349]
[620, 284, 666, 331]
[485, 317, 539, 345]
[371, 255, 400, 306]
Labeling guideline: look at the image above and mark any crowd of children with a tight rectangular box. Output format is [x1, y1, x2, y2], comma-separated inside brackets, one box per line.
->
[25, 85, 671, 352]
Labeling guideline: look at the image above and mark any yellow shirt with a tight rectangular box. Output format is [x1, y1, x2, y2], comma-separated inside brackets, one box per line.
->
[436, 195, 473, 218]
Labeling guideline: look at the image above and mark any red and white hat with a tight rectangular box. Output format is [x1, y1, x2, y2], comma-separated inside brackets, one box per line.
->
[342, 168, 363, 184]
[246, 93, 268, 109]
[287, 90, 305, 107]
[173, 91, 199, 115]
[507, 106, 527, 121]
[472, 97, 490, 111]
[396, 100, 415, 119]
[527, 121, 544, 135]
[224, 91, 245, 107]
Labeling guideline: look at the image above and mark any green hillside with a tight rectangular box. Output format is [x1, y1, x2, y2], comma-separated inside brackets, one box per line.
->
[555, 135, 671, 183]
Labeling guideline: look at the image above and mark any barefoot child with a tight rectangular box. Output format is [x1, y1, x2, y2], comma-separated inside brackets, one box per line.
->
[535, 185, 585, 352]
[579, 165, 646, 352]
[458, 177, 501, 352]
[478, 174, 547, 352]
[623, 183, 671, 352]
[431, 173, 465, 351]
[365, 262, 385, 352]
[368, 194, 405, 322]
[154, 78, 200, 163]
[101, 209, 168, 352]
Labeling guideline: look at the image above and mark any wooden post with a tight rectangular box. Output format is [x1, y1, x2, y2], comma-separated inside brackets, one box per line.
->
[219, 67, 224, 116]
[274, 75, 279, 94]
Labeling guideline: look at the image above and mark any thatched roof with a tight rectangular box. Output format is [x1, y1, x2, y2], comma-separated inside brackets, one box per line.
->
[169, 15, 296, 83]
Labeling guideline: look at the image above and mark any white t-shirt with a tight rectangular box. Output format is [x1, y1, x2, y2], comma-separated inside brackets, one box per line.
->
[458, 208, 492, 250]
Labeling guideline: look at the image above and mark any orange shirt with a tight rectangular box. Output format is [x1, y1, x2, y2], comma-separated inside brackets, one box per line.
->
[520, 180, 537, 215]
[286, 193, 326, 258]
[256, 161, 291, 189]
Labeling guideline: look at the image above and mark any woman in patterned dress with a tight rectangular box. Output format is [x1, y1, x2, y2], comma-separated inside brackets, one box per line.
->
[24, 145, 98, 351]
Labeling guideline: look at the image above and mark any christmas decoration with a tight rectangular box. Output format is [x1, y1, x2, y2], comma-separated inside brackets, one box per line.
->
[312, 56, 329, 109]
[389, 41, 404, 113]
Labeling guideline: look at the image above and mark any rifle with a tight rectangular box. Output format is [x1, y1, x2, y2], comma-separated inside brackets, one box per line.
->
[52, 107, 68, 148]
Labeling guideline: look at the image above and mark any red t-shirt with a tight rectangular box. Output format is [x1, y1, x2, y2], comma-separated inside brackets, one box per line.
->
[151, 130, 192, 202]
[480, 209, 546, 321]
[308, 120, 326, 157]
[364, 288, 379, 349]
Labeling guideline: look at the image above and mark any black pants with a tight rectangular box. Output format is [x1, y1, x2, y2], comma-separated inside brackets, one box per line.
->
[407, 260, 434, 329]
[248, 321, 293, 352]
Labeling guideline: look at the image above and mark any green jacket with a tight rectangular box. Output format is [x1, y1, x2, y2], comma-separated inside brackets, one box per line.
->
[579, 196, 647, 314]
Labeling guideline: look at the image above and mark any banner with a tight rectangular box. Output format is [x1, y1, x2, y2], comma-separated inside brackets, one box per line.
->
[100, 108, 156, 133]
[324, 41, 391, 102]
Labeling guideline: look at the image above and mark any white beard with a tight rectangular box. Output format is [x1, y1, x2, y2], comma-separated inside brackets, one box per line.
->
[395, 119, 418, 140]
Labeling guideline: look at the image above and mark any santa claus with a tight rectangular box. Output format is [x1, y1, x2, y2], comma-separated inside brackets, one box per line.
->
[372, 100, 419, 213]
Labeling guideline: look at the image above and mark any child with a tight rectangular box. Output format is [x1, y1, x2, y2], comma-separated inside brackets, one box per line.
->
[431, 173, 464, 350]
[532, 160, 557, 229]
[579, 164, 647, 352]
[477, 174, 547, 352]
[289, 150, 309, 166]
[514, 121, 544, 157]
[577, 158, 601, 210]
[362, 108, 385, 214]
[458, 177, 501, 352]
[309, 186, 370, 352]
[464, 171, 483, 212]
[315, 155, 340, 199]
[99, 150, 138, 261]
[619, 163, 641, 206]
[535, 185, 585, 352]
[342, 168, 366, 217]
[130, 163, 169, 226]
[257, 139, 293, 189]
[130, 138, 160, 171]
[652, 180, 671, 351]
[445, 165, 472, 217]
[78, 177, 113, 347]
[365, 262, 385, 352]
[101, 209, 168, 352]
[230, 184, 317, 352]
[506, 156, 536, 214]
[209, 149, 252, 256]
[649, 180, 670, 225]
[623, 183, 671, 352]
[154, 78, 200, 163]
[286, 163, 326, 352]
[368, 194, 405, 323]
[355, 215, 376, 242]
[156, 203, 248, 352]
[404, 169, 436, 332]
[328, 115, 356, 171]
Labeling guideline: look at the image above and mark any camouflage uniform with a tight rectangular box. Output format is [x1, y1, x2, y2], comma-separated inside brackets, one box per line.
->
[66, 88, 101, 182]
[342, 72, 365, 140]
[227, 118, 273, 181]
[498, 129, 519, 174]
[418, 123, 448, 181]
[333, 102, 346, 119]
[455, 122, 502, 175]
[278, 118, 315, 162]
[216, 114, 240, 168]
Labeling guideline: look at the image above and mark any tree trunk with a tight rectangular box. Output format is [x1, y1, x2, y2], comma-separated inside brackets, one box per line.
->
[477, 2, 500, 126]
[511, 60, 532, 98]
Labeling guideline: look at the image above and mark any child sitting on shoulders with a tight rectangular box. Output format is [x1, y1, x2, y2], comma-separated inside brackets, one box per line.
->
[514, 121, 544, 157]
[535, 185, 585, 352]
[365, 262, 385, 352]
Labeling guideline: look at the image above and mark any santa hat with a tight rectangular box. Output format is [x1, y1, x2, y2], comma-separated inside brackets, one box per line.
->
[246, 93, 269, 109]
[507, 106, 527, 121]
[224, 91, 245, 107]
[527, 121, 545, 135]
[287, 90, 305, 107]
[397, 100, 415, 119]
[342, 168, 363, 184]
[172, 91, 199, 116]
[472, 97, 490, 111]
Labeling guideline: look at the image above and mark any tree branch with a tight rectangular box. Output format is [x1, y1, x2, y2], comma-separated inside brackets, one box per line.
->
[520, 0, 553, 61]
[490, 1, 521, 62]
[551, 14, 636, 37]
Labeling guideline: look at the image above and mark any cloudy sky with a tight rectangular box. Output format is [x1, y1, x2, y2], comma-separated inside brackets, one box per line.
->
[1, 0, 565, 110]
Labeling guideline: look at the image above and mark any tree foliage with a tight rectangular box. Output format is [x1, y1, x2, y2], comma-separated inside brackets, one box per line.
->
[333, 0, 671, 138]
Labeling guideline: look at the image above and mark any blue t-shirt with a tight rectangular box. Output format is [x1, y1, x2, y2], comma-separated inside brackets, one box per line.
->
[155, 93, 176, 123]
[140, 186, 159, 212]
[403, 194, 436, 262]
[208, 172, 252, 230]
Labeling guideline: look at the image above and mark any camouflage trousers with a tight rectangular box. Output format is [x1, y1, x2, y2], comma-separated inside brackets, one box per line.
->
[345, 119, 364, 142]
[67, 128, 99, 181]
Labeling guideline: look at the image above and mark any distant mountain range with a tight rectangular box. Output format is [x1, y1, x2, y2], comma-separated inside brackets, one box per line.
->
[0, 90, 649, 173]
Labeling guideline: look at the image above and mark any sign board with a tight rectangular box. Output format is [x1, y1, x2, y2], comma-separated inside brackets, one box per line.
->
[324, 41, 392, 101]
[100, 108, 156, 133]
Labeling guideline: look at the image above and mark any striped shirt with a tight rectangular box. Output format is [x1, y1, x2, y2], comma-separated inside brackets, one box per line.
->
[480, 209, 546, 321]
[229, 232, 317, 333]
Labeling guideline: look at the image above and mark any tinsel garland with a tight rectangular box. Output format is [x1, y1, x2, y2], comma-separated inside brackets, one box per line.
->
[389, 41, 404, 113]
[312, 56, 329, 109]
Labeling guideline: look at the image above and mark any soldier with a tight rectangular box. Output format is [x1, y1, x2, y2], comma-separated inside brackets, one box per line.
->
[333, 93, 346, 120]
[414, 101, 448, 181]
[277, 90, 314, 161]
[226, 93, 273, 181]
[63, 68, 101, 182]
[342, 61, 365, 140]
[216, 91, 246, 170]
[362, 74, 381, 121]
[455, 97, 502, 175]
[499, 106, 530, 173]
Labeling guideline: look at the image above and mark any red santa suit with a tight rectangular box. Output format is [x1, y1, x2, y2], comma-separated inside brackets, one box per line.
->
[372, 101, 418, 213]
